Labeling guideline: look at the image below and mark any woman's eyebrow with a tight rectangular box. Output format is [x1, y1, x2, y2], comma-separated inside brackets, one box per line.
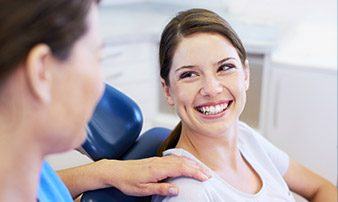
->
[216, 57, 237, 65]
[175, 65, 195, 72]
[174, 57, 238, 72]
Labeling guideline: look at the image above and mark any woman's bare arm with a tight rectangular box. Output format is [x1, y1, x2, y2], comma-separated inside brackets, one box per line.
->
[284, 159, 337, 202]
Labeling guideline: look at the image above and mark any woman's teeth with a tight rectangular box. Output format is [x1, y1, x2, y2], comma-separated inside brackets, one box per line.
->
[196, 103, 229, 115]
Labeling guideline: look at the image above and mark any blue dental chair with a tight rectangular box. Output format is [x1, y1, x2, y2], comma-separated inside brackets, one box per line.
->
[80, 83, 171, 202]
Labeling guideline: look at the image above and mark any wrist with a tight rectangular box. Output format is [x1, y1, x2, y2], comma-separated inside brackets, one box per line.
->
[94, 159, 120, 189]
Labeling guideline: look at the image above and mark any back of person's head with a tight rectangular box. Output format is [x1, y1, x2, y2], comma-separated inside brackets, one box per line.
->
[0, 0, 98, 86]
[157, 8, 247, 155]
[0, 0, 102, 154]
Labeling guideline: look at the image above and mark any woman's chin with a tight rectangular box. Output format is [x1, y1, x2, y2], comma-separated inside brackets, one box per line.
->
[194, 116, 238, 137]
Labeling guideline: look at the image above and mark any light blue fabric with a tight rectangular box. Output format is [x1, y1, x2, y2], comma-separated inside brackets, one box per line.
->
[37, 161, 72, 202]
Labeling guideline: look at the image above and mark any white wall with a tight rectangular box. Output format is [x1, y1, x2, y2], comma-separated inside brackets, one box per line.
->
[227, 0, 336, 24]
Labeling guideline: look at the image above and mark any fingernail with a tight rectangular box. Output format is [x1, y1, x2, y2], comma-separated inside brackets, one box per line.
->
[203, 169, 212, 178]
[201, 173, 210, 181]
[168, 187, 178, 195]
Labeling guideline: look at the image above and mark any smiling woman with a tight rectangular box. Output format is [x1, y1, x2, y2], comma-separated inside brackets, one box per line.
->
[153, 8, 337, 202]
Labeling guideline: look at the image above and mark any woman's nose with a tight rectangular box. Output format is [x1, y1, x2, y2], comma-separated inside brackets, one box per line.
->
[200, 76, 223, 97]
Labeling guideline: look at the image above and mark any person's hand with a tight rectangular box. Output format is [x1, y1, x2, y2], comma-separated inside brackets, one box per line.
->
[95, 155, 212, 196]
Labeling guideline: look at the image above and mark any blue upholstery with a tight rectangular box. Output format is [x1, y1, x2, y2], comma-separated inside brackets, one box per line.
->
[122, 127, 171, 160]
[82, 83, 143, 161]
[81, 83, 171, 202]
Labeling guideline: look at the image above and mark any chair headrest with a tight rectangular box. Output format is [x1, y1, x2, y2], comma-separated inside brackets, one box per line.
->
[122, 127, 171, 160]
[82, 83, 143, 161]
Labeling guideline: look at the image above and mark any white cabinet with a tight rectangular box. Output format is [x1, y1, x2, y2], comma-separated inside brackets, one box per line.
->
[264, 64, 337, 186]
[240, 53, 266, 130]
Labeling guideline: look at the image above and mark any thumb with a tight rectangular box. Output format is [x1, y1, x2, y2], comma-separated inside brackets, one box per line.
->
[143, 182, 179, 196]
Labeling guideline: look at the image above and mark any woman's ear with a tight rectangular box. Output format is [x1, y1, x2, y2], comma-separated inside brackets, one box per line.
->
[25, 44, 52, 104]
[161, 78, 174, 106]
[244, 59, 250, 91]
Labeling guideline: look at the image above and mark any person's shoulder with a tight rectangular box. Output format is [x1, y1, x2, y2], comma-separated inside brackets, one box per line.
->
[238, 122, 290, 175]
[154, 149, 213, 201]
[237, 121, 269, 153]
[238, 121, 261, 143]
[169, 176, 209, 190]
[238, 121, 271, 147]
[152, 177, 212, 202]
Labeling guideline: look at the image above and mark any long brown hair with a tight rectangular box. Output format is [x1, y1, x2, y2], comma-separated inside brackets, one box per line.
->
[158, 8, 248, 155]
[0, 0, 99, 86]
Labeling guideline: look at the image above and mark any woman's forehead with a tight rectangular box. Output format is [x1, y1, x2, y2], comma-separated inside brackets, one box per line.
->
[172, 33, 240, 69]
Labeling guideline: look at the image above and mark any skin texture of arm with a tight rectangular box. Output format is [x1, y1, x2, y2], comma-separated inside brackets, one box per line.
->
[284, 159, 337, 202]
[57, 155, 211, 199]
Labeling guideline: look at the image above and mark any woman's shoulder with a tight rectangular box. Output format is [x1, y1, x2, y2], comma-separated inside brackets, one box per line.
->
[152, 176, 213, 202]
[237, 121, 263, 145]
[153, 149, 213, 201]
[237, 121, 277, 150]
[167, 175, 210, 190]
[237, 121, 277, 153]
[238, 121, 290, 175]
[238, 121, 257, 135]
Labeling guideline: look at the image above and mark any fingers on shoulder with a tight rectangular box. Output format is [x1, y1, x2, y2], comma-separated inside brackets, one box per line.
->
[141, 182, 178, 196]
[163, 155, 210, 181]
[160, 178, 209, 200]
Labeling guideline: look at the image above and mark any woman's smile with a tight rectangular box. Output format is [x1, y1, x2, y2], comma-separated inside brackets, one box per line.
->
[194, 100, 233, 119]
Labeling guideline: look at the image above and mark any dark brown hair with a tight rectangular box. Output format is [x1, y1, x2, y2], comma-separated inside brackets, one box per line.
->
[158, 8, 247, 155]
[0, 0, 99, 84]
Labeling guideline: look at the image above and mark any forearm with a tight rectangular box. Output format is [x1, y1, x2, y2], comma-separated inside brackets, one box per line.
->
[309, 182, 337, 202]
[57, 156, 211, 198]
[57, 160, 111, 198]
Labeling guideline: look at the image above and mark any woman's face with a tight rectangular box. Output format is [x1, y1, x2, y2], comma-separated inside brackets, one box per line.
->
[48, 4, 104, 151]
[163, 33, 249, 137]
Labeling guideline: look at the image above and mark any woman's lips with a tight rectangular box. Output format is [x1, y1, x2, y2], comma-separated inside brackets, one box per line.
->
[194, 100, 233, 119]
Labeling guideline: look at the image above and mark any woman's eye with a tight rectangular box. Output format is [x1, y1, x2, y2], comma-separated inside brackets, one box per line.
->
[179, 71, 198, 79]
[218, 64, 236, 72]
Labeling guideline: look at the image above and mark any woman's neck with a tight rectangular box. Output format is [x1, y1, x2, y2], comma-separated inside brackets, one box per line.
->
[0, 121, 44, 202]
[176, 122, 242, 172]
